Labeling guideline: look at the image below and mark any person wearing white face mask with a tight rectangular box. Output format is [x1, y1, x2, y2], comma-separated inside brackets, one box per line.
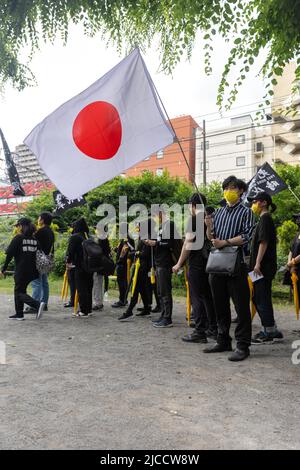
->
[248, 191, 283, 344]
[204, 175, 255, 361]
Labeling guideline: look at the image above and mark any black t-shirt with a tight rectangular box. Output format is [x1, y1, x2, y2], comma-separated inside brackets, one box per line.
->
[187, 214, 207, 270]
[250, 213, 277, 279]
[35, 226, 55, 255]
[154, 220, 177, 269]
[2, 234, 39, 281]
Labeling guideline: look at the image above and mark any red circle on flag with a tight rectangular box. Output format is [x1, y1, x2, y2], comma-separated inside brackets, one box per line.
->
[72, 101, 122, 160]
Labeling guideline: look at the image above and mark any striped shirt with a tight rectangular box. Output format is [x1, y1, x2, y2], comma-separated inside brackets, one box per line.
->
[212, 201, 255, 244]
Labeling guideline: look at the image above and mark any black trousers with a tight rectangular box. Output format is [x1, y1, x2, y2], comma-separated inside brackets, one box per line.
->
[148, 278, 160, 308]
[68, 268, 76, 306]
[156, 266, 173, 320]
[253, 277, 275, 328]
[75, 269, 93, 314]
[15, 276, 40, 316]
[209, 265, 252, 350]
[116, 264, 128, 303]
[127, 269, 150, 313]
[188, 267, 217, 335]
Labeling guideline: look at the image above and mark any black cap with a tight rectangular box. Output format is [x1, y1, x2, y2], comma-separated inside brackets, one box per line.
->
[15, 217, 31, 227]
[247, 191, 272, 205]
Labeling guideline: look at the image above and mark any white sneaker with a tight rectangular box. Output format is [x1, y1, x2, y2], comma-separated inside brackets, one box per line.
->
[72, 312, 79, 317]
[36, 302, 45, 320]
[78, 312, 89, 317]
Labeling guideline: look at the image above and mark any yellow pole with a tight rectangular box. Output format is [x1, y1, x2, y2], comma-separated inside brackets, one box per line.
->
[184, 266, 191, 326]
[291, 271, 299, 320]
[248, 276, 256, 320]
[61, 270, 68, 300]
[131, 257, 140, 296]
[127, 258, 132, 284]
[74, 290, 79, 314]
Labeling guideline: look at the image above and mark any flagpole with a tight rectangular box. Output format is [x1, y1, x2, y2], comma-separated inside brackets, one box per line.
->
[149, 81, 205, 205]
[288, 185, 300, 205]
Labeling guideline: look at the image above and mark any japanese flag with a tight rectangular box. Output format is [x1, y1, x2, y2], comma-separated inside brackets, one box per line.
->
[24, 48, 175, 199]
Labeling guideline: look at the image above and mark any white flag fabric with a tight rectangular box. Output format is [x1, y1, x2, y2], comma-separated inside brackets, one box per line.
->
[24, 48, 175, 199]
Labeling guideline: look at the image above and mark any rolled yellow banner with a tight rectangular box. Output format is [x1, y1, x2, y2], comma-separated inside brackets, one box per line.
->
[248, 276, 256, 321]
[131, 257, 140, 296]
[184, 266, 191, 326]
[61, 270, 68, 300]
[74, 290, 79, 314]
[291, 271, 299, 320]
[150, 267, 156, 285]
[127, 258, 132, 284]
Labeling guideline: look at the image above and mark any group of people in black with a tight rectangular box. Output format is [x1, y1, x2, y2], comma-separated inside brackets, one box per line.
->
[2, 173, 297, 362]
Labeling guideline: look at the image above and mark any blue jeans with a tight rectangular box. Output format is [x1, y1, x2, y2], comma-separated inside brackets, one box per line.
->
[31, 274, 49, 305]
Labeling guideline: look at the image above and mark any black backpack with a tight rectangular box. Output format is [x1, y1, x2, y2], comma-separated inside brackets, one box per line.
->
[82, 238, 115, 275]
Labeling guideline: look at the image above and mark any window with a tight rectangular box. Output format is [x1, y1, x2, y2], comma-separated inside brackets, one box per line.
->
[200, 141, 209, 150]
[236, 156, 246, 167]
[144, 156, 150, 161]
[157, 150, 164, 159]
[156, 168, 163, 176]
[200, 162, 209, 171]
[236, 135, 245, 145]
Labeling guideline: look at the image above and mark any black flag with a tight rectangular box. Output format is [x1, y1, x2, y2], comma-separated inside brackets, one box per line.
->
[245, 162, 288, 200]
[53, 190, 86, 214]
[0, 128, 25, 196]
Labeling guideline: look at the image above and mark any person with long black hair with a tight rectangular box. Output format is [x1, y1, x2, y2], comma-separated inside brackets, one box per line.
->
[249, 192, 283, 344]
[0, 217, 45, 321]
[66, 217, 93, 317]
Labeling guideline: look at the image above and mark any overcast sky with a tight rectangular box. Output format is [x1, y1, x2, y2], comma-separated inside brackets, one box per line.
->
[0, 25, 266, 151]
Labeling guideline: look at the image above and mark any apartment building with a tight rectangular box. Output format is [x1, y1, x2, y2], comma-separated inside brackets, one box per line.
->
[124, 115, 200, 182]
[13, 143, 49, 184]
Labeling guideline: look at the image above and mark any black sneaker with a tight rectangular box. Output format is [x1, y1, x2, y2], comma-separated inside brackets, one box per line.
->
[136, 310, 151, 316]
[206, 329, 218, 341]
[182, 332, 207, 343]
[252, 330, 284, 344]
[203, 343, 232, 353]
[64, 302, 74, 308]
[92, 304, 104, 311]
[151, 306, 161, 313]
[24, 306, 38, 314]
[151, 315, 164, 323]
[9, 314, 24, 321]
[118, 311, 133, 321]
[153, 318, 173, 328]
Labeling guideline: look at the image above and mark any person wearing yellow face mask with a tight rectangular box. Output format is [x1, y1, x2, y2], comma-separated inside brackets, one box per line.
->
[204, 175, 255, 361]
[248, 192, 283, 344]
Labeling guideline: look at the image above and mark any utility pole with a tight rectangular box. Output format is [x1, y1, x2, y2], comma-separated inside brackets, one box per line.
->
[202, 119, 207, 187]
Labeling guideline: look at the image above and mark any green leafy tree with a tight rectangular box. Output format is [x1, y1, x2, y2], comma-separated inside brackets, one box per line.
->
[0, 0, 299, 109]
[277, 219, 298, 257]
[272, 164, 300, 225]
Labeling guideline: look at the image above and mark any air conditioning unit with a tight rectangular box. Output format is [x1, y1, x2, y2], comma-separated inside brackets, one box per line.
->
[255, 142, 264, 153]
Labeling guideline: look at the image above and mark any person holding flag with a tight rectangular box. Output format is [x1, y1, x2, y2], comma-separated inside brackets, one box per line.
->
[248, 192, 283, 344]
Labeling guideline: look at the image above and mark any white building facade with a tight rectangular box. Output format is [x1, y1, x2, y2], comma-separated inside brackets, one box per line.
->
[195, 115, 274, 186]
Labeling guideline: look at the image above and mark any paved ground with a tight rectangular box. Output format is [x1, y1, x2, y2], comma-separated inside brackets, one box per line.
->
[1, 293, 300, 450]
